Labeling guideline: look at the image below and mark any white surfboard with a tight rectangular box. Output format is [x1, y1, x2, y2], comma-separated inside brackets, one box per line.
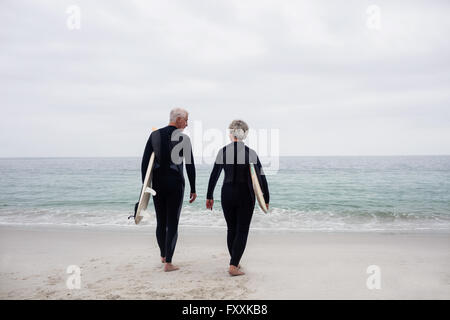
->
[135, 152, 157, 224]
[249, 163, 268, 213]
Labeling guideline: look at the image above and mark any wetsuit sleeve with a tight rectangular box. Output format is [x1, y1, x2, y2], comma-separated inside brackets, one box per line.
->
[141, 132, 153, 183]
[257, 156, 270, 204]
[185, 142, 196, 194]
[206, 151, 224, 200]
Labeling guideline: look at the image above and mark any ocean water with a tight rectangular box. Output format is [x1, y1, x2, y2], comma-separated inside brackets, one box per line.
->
[0, 156, 449, 232]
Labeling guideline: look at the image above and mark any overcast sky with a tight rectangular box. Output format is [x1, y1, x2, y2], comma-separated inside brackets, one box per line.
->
[1, 0, 449, 157]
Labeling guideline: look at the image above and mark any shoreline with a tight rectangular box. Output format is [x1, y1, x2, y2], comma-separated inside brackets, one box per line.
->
[1, 223, 449, 236]
[1, 225, 449, 299]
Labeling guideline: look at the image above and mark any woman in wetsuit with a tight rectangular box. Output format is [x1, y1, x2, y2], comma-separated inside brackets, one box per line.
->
[206, 120, 270, 276]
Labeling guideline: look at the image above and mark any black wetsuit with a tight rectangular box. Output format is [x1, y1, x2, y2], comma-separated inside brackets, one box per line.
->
[207, 142, 269, 267]
[141, 125, 196, 263]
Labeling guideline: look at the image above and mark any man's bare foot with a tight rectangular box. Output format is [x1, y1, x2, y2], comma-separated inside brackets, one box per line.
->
[164, 263, 179, 272]
[161, 257, 166, 263]
[229, 265, 245, 276]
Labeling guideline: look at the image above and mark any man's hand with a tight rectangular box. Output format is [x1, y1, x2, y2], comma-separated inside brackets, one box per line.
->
[206, 199, 214, 210]
[189, 193, 197, 203]
[266, 203, 269, 210]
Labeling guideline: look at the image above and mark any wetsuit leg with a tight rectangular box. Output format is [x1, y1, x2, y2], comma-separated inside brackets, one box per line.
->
[221, 183, 255, 267]
[231, 192, 254, 266]
[164, 182, 184, 263]
[153, 191, 167, 259]
[152, 170, 184, 263]
[221, 184, 237, 258]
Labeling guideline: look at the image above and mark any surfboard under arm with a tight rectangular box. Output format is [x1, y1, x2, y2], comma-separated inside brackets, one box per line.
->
[135, 152, 156, 224]
[250, 163, 268, 213]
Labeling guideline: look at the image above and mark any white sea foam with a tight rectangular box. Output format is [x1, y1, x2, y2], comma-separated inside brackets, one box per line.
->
[1, 206, 449, 232]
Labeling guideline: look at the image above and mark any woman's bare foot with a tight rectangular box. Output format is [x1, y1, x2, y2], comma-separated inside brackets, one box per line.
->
[229, 265, 245, 276]
[164, 263, 179, 272]
[161, 257, 166, 263]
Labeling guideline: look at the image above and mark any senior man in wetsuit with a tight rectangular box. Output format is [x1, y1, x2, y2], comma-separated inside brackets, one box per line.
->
[141, 108, 197, 272]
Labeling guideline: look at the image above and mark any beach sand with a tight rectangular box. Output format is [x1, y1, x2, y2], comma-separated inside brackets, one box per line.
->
[0, 225, 448, 299]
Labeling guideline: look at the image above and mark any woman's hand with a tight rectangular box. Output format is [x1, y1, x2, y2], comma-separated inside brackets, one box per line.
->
[206, 199, 214, 210]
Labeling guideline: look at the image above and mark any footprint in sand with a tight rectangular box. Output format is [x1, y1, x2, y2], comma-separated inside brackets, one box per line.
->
[35, 289, 57, 299]
[47, 274, 63, 286]
[94, 277, 109, 285]
[114, 264, 133, 272]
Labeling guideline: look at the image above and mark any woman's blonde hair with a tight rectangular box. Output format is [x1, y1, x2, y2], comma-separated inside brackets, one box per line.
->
[228, 119, 249, 141]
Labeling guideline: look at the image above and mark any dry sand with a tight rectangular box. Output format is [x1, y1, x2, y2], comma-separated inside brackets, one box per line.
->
[0, 225, 449, 299]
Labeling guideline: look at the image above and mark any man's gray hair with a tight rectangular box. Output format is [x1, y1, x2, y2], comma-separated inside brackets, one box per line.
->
[229, 119, 249, 141]
[170, 108, 188, 122]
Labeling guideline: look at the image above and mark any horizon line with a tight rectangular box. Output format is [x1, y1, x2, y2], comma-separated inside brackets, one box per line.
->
[1, 154, 450, 159]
